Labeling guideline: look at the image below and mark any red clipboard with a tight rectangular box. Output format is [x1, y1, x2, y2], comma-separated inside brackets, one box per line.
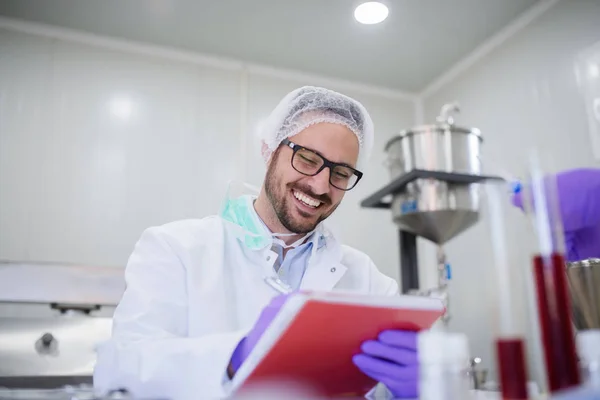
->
[233, 292, 444, 397]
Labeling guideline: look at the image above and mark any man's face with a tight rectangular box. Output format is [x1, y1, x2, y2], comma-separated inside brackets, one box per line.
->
[264, 122, 360, 234]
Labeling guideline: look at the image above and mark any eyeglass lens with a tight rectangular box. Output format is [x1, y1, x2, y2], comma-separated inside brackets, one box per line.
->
[292, 148, 358, 190]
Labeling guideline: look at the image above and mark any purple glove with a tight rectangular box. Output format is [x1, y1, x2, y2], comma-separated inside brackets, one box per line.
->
[512, 168, 600, 262]
[352, 330, 419, 398]
[230, 294, 289, 374]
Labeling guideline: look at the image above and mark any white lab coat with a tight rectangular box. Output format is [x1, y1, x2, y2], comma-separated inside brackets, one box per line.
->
[93, 215, 399, 400]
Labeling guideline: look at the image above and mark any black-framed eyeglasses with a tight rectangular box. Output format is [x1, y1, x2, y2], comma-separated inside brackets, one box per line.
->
[280, 139, 363, 191]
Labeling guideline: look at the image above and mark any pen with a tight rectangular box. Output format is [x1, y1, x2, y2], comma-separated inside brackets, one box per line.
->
[264, 276, 293, 294]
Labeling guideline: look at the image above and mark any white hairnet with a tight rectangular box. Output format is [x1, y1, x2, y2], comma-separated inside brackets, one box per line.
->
[257, 86, 374, 170]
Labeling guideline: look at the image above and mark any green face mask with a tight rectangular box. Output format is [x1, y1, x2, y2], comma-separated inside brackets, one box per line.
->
[220, 194, 271, 250]
[220, 191, 314, 251]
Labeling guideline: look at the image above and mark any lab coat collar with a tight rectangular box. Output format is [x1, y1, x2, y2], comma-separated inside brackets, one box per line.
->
[299, 224, 347, 291]
[238, 195, 348, 290]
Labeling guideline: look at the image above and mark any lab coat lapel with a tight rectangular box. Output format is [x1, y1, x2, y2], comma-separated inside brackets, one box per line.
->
[300, 260, 347, 291]
[300, 229, 347, 291]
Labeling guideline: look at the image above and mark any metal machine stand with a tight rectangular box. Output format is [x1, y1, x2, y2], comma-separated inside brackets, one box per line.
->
[360, 169, 502, 295]
[399, 230, 419, 294]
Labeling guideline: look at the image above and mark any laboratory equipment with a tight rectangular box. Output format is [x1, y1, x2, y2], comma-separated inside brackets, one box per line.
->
[525, 159, 581, 393]
[533, 243, 580, 393]
[576, 330, 600, 388]
[360, 103, 502, 325]
[418, 331, 471, 400]
[484, 181, 530, 400]
[467, 357, 489, 390]
[567, 258, 600, 330]
[384, 103, 482, 244]
[0, 261, 121, 388]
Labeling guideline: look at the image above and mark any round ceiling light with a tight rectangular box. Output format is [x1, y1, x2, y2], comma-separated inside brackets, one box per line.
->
[354, 2, 389, 25]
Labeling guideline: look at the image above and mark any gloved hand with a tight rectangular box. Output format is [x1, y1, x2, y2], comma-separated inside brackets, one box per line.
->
[512, 168, 600, 262]
[229, 294, 290, 375]
[352, 330, 419, 399]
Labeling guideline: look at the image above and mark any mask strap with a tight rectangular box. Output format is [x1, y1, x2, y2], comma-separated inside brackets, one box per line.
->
[272, 231, 314, 249]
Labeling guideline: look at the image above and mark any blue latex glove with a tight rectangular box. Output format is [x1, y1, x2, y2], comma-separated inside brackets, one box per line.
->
[230, 294, 290, 374]
[352, 330, 419, 399]
[512, 168, 600, 262]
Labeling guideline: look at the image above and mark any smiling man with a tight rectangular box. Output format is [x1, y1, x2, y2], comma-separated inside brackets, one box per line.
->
[94, 86, 420, 400]
[256, 128, 361, 245]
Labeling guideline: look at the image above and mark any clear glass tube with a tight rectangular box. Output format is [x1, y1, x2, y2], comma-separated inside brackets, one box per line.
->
[484, 180, 531, 400]
[523, 153, 580, 393]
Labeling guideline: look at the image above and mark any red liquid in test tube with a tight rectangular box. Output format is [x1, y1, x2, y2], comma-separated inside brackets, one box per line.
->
[523, 153, 581, 393]
[483, 181, 530, 400]
[496, 338, 528, 400]
[533, 252, 580, 392]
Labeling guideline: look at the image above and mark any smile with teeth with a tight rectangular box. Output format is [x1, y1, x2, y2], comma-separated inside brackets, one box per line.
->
[293, 190, 322, 208]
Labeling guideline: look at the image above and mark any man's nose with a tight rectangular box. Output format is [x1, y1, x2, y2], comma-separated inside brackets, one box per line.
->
[308, 168, 331, 195]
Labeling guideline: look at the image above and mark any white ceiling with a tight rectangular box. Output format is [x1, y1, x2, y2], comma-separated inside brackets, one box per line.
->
[0, 0, 540, 93]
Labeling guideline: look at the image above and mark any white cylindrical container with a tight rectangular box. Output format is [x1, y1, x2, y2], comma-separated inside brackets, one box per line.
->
[577, 329, 600, 388]
[418, 331, 472, 400]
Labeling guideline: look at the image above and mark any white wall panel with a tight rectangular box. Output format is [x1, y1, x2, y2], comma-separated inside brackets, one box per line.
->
[0, 29, 241, 267]
[421, 0, 600, 388]
[0, 29, 54, 261]
[578, 39, 600, 161]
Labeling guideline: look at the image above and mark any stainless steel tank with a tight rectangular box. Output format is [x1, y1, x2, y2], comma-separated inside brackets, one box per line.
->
[384, 104, 483, 244]
[567, 258, 600, 330]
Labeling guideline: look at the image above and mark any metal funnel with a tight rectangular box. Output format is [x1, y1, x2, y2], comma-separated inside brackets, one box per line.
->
[390, 180, 481, 245]
[566, 258, 600, 330]
[393, 209, 479, 245]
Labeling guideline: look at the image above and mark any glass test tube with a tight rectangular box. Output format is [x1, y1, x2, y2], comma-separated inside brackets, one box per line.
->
[524, 155, 580, 393]
[484, 180, 529, 400]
